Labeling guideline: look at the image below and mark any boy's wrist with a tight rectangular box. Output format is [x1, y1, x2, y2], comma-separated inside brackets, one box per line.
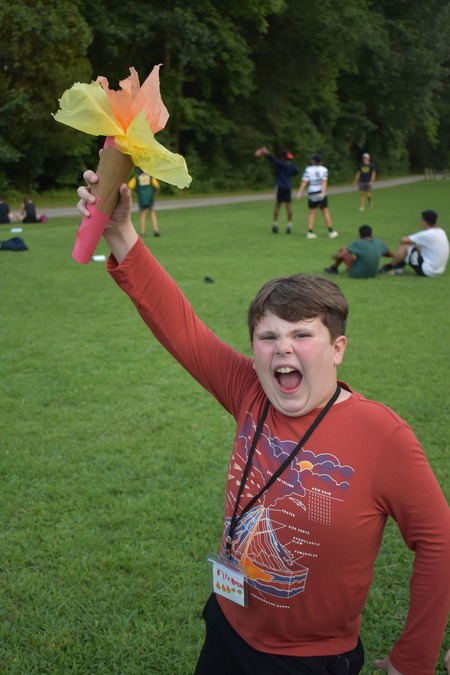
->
[103, 221, 138, 263]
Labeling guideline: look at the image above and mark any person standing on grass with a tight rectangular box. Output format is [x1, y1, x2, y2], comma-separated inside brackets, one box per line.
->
[76, 170, 450, 675]
[255, 146, 299, 234]
[324, 224, 394, 278]
[128, 169, 160, 237]
[297, 153, 338, 239]
[380, 209, 449, 276]
[353, 153, 376, 211]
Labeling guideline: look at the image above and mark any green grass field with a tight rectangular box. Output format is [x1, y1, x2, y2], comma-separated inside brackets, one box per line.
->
[1, 180, 449, 673]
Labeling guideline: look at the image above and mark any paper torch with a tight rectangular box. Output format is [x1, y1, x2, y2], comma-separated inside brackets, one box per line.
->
[53, 65, 192, 263]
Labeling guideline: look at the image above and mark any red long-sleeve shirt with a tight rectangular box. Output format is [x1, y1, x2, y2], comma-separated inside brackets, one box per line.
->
[109, 238, 450, 674]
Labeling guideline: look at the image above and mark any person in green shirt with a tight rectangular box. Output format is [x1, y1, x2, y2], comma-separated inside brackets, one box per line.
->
[324, 225, 393, 278]
[128, 169, 161, 237]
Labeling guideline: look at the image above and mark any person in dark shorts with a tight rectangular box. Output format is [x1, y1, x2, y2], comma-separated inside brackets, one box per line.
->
[128, 169, 160, 237]
[297, 153, 338, 239]
[76, 170, 450, 675]
[380, 209, 449, 276]
[255, 146, 299, 234]
[353, 153, 376, 211]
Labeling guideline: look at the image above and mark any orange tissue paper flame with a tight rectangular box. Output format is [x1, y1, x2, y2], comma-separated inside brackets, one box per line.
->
[97, 66, 169, 134]
[53, 65, 191, 189]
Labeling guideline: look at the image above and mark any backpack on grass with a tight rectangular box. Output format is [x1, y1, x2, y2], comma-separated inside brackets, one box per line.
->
[0, 237, 29, 251]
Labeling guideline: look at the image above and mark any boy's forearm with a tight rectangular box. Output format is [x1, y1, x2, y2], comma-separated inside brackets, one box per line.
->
[103, 221, 139, 263]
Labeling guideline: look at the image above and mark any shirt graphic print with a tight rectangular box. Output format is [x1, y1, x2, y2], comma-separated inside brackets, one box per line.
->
[222, 410, 355, 603]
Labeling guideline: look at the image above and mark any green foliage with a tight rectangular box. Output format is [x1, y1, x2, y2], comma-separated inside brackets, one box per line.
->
[1, 0, 450, 192]
[337, 0, 450, 174]
[0, 181, 449, 673]
[0, 0, 95, 191]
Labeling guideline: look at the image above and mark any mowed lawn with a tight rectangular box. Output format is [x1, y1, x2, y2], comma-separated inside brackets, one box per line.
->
[1, 179, 449, 674]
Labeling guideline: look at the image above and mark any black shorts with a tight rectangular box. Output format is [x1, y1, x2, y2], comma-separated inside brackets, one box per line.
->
[308, 196, 328, 210]
[359, 183, 371, 192]
[138, 199, 154, 210]
[194, 594, 365, 675]
[406, 246, 426, 276]
[276, 187, 292, 204]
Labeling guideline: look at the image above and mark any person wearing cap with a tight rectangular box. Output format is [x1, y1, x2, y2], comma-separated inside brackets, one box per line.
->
[297, 153, 338, 239]
[255, 146, 299, 234]
[353, 153, 376, 211]
[324, 225, 394, 278]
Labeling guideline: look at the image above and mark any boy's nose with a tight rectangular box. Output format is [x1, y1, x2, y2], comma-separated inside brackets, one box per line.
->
[276, 337, 294, 353]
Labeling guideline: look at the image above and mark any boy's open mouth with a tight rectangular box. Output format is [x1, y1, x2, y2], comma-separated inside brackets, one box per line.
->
[275, 367, 302, 391]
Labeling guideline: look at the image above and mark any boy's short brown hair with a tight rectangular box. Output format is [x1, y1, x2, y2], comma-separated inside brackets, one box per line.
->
[248, 274, 348, 343]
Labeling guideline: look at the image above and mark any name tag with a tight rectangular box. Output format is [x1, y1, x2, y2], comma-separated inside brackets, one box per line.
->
[207, 554, 248, 607]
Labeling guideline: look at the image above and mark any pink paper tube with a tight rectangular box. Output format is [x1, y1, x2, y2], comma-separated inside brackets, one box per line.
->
[72, 137, 134, 263]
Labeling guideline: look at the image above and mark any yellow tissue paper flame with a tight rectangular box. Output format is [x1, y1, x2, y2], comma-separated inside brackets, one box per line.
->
[53, 65, 191, 189]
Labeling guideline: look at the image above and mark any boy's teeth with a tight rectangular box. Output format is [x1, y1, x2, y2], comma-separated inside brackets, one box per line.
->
[277, 367, 295, 374]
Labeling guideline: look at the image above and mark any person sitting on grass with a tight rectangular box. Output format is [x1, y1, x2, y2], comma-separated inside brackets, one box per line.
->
[324, 224, 393, 278]
[76, 170, 450, 675]
[380, 209, 449, 276]
[0, 196, 12, 223]
[16, 197, 48, 223]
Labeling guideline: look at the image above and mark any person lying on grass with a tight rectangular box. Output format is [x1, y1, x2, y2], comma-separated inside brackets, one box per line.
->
[77, 171, 450, 675]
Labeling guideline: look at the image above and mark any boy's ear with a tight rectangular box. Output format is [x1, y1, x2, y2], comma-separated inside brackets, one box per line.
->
[333, 335, 347, 366]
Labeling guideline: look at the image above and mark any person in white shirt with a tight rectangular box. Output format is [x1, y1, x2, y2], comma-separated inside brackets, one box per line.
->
[380, 210, 449, 277]
[297, 154, 338, 239]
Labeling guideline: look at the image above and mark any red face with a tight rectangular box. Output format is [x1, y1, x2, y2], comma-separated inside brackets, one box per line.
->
[251, 313, 347, 417]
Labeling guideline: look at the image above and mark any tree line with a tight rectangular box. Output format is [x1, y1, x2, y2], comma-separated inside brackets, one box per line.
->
[1, 0, 449, 195]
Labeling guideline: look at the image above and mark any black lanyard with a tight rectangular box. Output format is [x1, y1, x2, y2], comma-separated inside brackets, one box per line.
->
[225, 385, 341, 556]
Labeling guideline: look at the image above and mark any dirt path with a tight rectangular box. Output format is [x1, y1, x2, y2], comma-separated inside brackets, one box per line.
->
[43, 174, 431, 219]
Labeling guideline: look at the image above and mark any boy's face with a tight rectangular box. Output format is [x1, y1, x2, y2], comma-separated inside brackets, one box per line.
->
[251, 312, 347, 417]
